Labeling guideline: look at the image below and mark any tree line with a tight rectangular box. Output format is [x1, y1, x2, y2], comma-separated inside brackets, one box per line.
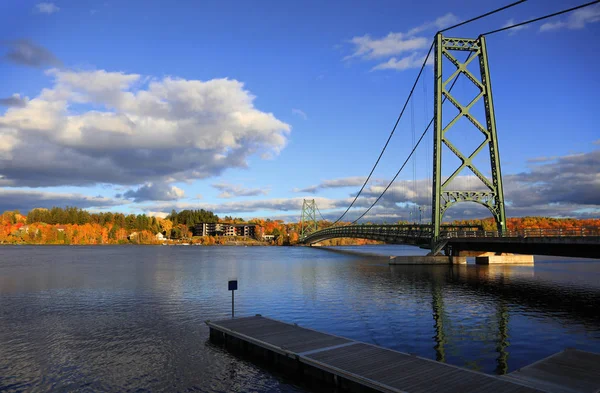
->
[1, 207, 598, 246]
[166, 209, 219, 227]
[26, 207, 163, 233]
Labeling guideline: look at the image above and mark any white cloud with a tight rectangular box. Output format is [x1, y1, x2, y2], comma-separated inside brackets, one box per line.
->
[294, 176, 368, 193]
[502, 19, 529, 35]
[121, 182, 185, 202]
[143, 196, 351, 216]
[540, 4, 600, 32]
[407, 13, 460, 36]
[505, 151, 600, 207]
[539, 22, 566, 32]
[0, 94, 28, 108]
[212, 182, 269, 198]
[2, 40, 62, 68]
[35, 2, 60, 14]
[146, 211, 169, 218]
[0, 188, 126, 213]
[292, 108, 307, 120]
[344, 12, 457, 72]
[526, 156, 558, 164]
[345, 34, 428, 60]
[371, 52, 429, 71]
[0, 68, 291, 189]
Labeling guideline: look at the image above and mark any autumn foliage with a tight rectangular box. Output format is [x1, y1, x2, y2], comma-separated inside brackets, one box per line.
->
[449, 217, 600, 232]
[0, 209, 166, 245]
[0, 207, 598, 246]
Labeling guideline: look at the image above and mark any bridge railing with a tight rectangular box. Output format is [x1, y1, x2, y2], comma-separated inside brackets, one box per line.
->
[442, 227, 600, 239]
[310, 225, 433, 237]
[301, 224, 487, 243]
[301, 224, 439, 243]
[301, 225, 600, 244]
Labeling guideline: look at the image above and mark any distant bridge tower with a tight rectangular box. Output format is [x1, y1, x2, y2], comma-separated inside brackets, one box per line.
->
[432, 34, 507, 242]
[300, 199, 318, 238]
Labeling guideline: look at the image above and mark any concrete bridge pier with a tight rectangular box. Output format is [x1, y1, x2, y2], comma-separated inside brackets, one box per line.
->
[447, 247, 534, 265]
[388, 245, 534, 265]
[388, 253, 533, 265]
[473, 253, 534, 265]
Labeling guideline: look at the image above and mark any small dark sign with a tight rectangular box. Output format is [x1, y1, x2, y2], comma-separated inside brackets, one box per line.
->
[228, 280, 238, 291]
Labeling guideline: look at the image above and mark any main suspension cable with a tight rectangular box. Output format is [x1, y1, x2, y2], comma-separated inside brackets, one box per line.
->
[351, 53, 472, 224]
[482, 0, 599, 35]
[440, 0, 528, 33]
[316, 205, 327, 222]
[351, 122, 430, 224]
[330, 40, 435, 226]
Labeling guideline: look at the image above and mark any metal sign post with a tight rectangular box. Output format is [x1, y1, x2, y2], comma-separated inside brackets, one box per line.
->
[228, 280, 237, 318]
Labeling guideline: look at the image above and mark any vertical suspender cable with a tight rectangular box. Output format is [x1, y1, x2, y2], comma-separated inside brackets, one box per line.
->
[331, 41, 435, 226]
[411, 96, 416, 222]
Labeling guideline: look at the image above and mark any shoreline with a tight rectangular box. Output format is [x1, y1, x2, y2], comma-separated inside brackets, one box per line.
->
[0, 242, 303, 247]
[0, 243, 379, 248]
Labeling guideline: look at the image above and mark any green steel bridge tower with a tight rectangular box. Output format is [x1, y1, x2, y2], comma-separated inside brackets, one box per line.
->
[300, 199, 318, 238]
[432, 33, 507, 244]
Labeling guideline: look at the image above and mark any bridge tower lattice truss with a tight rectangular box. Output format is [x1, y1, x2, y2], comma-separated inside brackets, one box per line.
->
[300, 199, 318, 238]
[432, 34, 507, 243]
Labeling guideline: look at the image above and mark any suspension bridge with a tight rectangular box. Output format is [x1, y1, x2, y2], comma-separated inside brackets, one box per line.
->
[209, 4, 600, 393]
[298, 2, 600, 261]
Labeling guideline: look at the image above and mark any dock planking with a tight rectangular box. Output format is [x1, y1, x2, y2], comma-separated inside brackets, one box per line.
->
[502, 348, 600, 393]
[207, 315, 565, 393]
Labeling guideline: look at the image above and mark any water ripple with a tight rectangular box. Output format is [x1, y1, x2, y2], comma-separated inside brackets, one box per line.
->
[0, 245, 599, 392]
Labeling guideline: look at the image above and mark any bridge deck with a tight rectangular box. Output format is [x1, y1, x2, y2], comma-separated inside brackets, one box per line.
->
[300, 225, 600, 258]
[207, 315, 547, 392]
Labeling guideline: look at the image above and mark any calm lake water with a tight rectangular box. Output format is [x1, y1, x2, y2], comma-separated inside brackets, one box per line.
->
[1, 245, 599, 392]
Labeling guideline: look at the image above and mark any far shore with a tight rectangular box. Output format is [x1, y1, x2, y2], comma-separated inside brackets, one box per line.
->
[0, 242, 310, 247]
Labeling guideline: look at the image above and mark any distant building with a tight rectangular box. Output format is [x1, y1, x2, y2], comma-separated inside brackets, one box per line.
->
[194, 222, 257, 238]
[18, 225, 39, 235]
[232, 224, 256, 238]
[155, 232, 165, 241]
[195, 223, 224, 237]
[224, 224, 236, 236]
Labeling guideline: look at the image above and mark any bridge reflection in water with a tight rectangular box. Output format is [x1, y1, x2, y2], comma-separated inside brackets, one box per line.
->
[380, 261, 600, 374]
[425, 267, 509, 373]
[431, 283, 509, 374]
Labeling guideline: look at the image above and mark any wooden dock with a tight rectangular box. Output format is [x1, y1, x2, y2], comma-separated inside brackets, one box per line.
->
[206, 315, 599, 393]
[503, 348, 600, 393]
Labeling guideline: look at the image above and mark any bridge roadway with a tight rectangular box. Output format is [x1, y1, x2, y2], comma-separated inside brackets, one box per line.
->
[300, 225, 600, 259]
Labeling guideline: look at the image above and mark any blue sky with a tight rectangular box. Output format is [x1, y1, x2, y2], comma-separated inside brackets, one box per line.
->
[0, 0, 598, 222]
